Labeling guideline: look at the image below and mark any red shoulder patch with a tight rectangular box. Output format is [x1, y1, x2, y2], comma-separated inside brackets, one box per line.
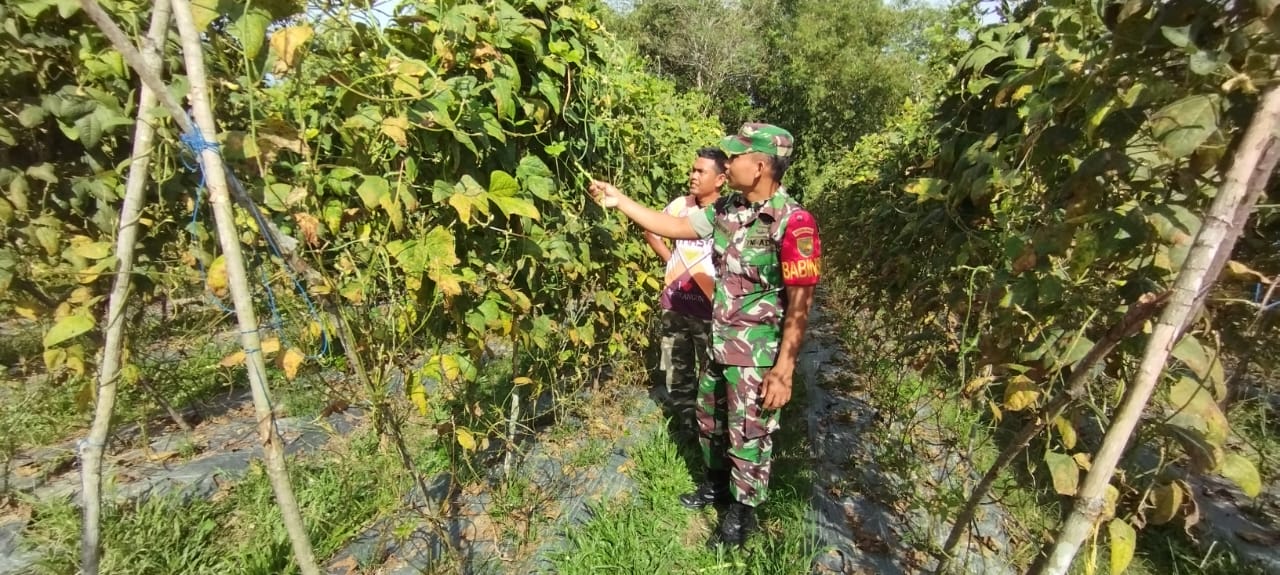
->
[780, 210, 821, 286]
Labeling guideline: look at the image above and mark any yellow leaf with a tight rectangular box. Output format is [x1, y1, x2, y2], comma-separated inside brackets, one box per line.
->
[1147, 482, 1183, 525]
[1003, 375, 1040, 412]
[66, 354, 85, 377]
[206, 255, 228, 297]
[1108, 519, 1136, 574]
[66, 287, 93, 304]
[1044, 451, 1079, 496]
[456, 428, 477, 451]
[1072, 452, 1092, 471]
[963, 374, 995, 397]
[1102, 485, 1120, 521]
[191, 0, 220, 32]
[410, 377, 429, 416]
[1055, 416, 1078, 450]
[513, 376, 534, 386]
[220, 350, 246, 367]
[1226, 260, 1269, 282]
[44, 348, 67, 371]
[44, 313, 94, 348]
[269, 25, 313, 72]
[280, 348, 304, 381]
[260, 337, 281, 356]
[15, 304, 38, 321]
[381, 116, 409, 147]
[71, 240, 112, 260]
[1220, 453, 1262, 497]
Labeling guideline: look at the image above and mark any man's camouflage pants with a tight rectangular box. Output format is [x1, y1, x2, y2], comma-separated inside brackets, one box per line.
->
[696, 363, 780, 507]
[659, 310, 711, 429]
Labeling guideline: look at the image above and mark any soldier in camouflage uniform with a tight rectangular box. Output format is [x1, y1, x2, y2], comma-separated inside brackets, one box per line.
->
[587, 123, 822, 548]
[643, 147, 726, 432]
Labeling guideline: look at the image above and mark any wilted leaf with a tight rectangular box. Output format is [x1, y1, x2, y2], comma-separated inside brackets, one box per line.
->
[1108, 519, 1136, 574]
[513, 376, 534, 385]
[1220, 453, 1262, 497]
[44, 313, 94, 348]
[456, 427, 477, 451]
[280, 347, 304, 381]
[1045, 451, 1080, 495]
[293, 212, 321, 247]
[1148, 482, 1183, 525]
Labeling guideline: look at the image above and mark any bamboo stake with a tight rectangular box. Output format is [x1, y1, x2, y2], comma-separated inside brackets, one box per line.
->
[167, 0, 319, 571]
[78, 2, 171, 571]
[1036, 79, 1280, 575]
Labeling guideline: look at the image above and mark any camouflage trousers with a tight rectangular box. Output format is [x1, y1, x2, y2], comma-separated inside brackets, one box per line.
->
[659, 310, 711, 428]
[696, 364, 781, 507]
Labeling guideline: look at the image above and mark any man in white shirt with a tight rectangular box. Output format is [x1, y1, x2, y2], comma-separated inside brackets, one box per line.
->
[644, 147, 727, 433]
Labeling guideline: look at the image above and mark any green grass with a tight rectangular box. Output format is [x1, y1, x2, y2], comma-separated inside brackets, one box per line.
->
[21, 427, 448, 575]
[550, 392, 824, 574]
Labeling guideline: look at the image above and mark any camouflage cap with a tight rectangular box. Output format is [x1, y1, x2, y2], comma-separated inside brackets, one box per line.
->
[719, 123, 794, 158]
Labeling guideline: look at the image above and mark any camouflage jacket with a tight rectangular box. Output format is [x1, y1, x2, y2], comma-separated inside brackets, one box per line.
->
[689, 189, 821, 367]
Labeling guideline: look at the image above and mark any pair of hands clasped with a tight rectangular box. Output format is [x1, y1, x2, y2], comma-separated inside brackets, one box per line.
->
[586, 179, 794, 411]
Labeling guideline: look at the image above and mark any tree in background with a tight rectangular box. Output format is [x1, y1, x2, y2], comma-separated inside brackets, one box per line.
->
[607, 0, 968, 195]
[608, 0, 771, 127]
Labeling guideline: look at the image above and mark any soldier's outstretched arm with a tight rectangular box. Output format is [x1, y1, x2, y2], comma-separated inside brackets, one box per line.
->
[588, 180, 699, 240]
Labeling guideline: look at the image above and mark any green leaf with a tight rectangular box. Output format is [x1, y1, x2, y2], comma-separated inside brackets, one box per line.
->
[26, 163, 58, 184]
[44, 313, 94, 348]
[1108, 519, 1136, 574]
[74, 112, 103, 147]
[18, 106, 47, 128]
[517, 155, 555, 200]
[1161, 25, 1192, 48]
[1149, 94, 1220, 159]
[1220, 453, 1262, 497]
[1044, 451, 1079, 495]
[1189, 50, 1219, 75]
[1168, 376, 1230, 444]
[489, 170, 518, 197]
[357, 176, 390, 210]
[491, 196, 540, 220]
[1172, 335, 1226, 400]
[230, 10, 271, 60]
[264, 183, 291, 212]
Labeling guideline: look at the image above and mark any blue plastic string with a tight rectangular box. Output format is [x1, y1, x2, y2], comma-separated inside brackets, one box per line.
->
[178, 119, 330, 360]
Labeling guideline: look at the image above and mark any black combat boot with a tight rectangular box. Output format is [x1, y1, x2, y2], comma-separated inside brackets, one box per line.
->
[679, 468, 731, 509]
[707, 501, 758, 549]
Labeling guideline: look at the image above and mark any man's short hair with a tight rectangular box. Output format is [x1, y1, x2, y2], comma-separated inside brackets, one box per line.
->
[696, 147, 729, 174]
[769, 154, 791, 183]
